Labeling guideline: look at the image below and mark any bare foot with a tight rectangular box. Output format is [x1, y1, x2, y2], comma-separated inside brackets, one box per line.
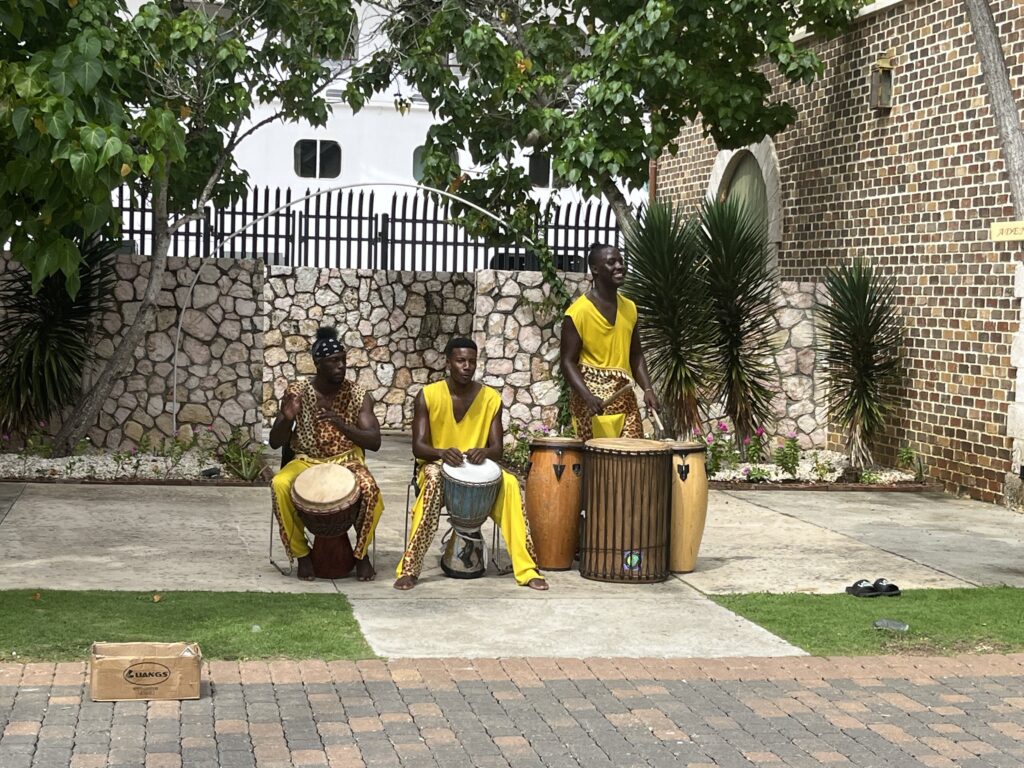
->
[355, 556, 375, 582]
[526, 578, 549, 591]
[393, 574, 418, 590]
[297, 555, 316, 581]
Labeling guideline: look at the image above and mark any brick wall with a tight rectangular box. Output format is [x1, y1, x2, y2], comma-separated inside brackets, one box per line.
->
[657, 0, 1024, 502]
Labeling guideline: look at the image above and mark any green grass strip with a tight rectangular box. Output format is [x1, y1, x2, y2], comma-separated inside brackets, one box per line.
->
[713, 587, 1024, 656]
[0, 590, 376, 662]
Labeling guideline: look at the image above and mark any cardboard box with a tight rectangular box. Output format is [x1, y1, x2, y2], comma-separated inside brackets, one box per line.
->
[89, 642, 202, 702]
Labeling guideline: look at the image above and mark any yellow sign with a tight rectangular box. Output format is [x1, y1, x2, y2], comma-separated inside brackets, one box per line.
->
[991, 221, 1024, 241]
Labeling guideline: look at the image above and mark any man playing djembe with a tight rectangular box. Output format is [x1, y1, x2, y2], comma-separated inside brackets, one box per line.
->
[561, 243, 660, 440]
[394, 337, 548, 591]
[269, 327, 384, 581]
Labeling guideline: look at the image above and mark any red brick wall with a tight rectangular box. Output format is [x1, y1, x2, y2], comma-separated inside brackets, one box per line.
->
[657, 0, 1024, 502]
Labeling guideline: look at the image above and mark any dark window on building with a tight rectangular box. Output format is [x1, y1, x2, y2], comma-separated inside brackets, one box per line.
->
[294, 139, 341, 179]
[529, 154, 551, 188]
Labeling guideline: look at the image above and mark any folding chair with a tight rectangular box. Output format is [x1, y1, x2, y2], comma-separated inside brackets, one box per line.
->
[403, 460, 509, 575]
[269, 442, 376, 576]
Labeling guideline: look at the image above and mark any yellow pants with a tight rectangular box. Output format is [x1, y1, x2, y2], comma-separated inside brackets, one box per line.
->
[397, 463, 541, 585]
[271, 457, 384, 560]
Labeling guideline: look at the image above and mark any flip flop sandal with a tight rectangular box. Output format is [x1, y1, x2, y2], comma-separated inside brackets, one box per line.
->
[873, 578, 901, 597]
[845, 579, 881, 597]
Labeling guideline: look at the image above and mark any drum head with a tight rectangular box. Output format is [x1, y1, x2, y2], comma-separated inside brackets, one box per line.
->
[292, 463, 358, 506]
[530, 436, 584, 448]
[442, 458, 502, 485]
[585, 438, 671, 454]
[665, 440, 708, 455]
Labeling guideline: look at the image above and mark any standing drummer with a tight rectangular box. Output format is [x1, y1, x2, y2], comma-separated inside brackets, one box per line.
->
[394, 337, 548, 592]
[560, 242, 661, 441]
[269, 326, 384, 582]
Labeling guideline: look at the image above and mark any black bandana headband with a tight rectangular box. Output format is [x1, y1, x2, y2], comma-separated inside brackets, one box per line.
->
[311, 327, 344, 361]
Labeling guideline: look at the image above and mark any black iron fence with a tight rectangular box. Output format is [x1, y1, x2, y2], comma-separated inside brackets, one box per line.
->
[115, 186, 627, 273]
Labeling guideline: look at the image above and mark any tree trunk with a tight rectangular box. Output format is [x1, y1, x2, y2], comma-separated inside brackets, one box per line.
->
[963, 0, 1024, 218]
[52, 177, 172, 456]
[599, 175, 639, 243]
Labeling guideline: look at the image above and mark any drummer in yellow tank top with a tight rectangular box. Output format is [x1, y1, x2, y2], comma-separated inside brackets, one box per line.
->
[395, 337, 548, 591]
[561, 243, 660, 440]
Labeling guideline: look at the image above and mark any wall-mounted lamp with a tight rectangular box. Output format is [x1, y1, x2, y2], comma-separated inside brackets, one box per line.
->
[870, 52, 894, 111]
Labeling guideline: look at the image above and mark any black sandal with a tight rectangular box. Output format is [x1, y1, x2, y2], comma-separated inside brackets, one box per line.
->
[845, 579, 881, 597]
[873, 578, 901, 597]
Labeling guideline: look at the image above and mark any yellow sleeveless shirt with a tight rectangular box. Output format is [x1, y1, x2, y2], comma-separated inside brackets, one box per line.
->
[565, 293, 637, 374]
[422, 380, 501, 451]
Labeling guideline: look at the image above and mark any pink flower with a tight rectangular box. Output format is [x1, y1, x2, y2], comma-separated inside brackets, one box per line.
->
[755, 426, 765, 437]
[742, 467, 750, 476]
[787, 431, 797, 439]
[717, 422, 728, 433]
[743, 436, 751, 446]
[705, 434, 714, 445]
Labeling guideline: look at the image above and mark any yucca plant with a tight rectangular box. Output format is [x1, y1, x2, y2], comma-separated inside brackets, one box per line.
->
[623, 202, 716, 438]
[0, 238, 120, 436]
[700, 198, 778, 450]
[818, 259, 903, 469]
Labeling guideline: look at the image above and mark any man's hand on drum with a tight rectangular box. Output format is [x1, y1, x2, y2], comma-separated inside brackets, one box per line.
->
[643, 388, 661, 412]
[281, 391, 302, 421]
[583, 390, 605, 415]
[439, 447, 464, 466]
[464, 448, 488, 465]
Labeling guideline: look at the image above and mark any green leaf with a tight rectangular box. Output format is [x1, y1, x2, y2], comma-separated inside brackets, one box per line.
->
[79, 125, 105, 151]
[72, 58, 103, 93]
[80, 200, 111, 236]
[12, 107, 31, 138]
[44, 110, 71, 140]
[48, 70, 74, 96]
[138, 154, 155, 175]
[68, 150, 92, 181]
[98, 136, 123, 165]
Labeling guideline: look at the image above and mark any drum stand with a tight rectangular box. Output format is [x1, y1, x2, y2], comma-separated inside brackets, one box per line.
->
[404, 462, 508, 575]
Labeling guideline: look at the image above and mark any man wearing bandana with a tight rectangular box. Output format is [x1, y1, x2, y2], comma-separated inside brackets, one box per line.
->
[269, 326, 384, 581]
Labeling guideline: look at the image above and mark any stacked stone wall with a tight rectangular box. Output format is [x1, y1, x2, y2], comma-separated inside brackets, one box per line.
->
[657, 0, 1024, 502]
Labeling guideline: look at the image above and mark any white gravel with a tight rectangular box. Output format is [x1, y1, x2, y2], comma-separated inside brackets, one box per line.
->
[0, 451, 226, 482]
[711, 449, 916, 485]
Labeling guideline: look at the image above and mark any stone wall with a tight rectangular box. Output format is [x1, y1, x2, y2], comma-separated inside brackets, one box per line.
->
[656, 0, 1024, 502]
[90, 256, 264, 448]
[261, 267, 476, 429]
[771, 282, 826, 448]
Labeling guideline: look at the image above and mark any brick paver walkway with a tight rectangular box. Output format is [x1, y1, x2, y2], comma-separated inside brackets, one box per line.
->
[2, 655, 1024, 768]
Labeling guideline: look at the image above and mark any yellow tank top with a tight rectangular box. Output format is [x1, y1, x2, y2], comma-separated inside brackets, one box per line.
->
[565, 293, 637, 373]
[422, 380, 501, 452]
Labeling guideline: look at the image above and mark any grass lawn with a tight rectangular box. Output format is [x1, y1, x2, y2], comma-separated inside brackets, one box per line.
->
[0, 590, 375, 662]
[713, 586, 1024, 656]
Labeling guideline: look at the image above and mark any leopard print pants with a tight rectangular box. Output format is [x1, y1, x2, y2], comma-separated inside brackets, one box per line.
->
[399, 463, 445, 579]
[569, 365, 644, 442]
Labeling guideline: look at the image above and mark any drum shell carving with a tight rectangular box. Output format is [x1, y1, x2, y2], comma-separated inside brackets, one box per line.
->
[525, 437, 584, 570]
[581, 438, 671, 583]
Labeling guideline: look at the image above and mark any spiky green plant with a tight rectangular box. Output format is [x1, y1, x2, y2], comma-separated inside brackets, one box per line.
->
[0, 238, 120, 436]
[818, 259, 903, 468]
[700, 198, 778, 449]
[623, 202, 716, 438]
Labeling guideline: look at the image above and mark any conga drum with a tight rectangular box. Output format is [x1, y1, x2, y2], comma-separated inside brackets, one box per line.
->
[525, 437, 584, 570]
[291, 463, 361, 579]
[667, 441, 709, 573]
[440, 459, 502, 579]
[581, 438, 672, 583]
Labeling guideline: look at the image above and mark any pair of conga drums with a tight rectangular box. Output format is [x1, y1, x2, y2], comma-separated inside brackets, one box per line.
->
[524, 437, 709, 582]
[290, 463, 362, 578]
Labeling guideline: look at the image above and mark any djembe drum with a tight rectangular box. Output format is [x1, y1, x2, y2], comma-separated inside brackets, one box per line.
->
[668, 441, 709, 573]
[440, 458, 502, 579]
[581, 438, 671, 583]
[525, 437, 584, 570]
[291, 463, 361, 579]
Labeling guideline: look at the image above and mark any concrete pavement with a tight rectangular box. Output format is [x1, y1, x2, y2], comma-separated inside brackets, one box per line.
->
[1, 435, 1022, 658]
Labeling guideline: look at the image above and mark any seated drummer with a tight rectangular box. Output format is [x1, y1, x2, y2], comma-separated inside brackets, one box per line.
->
[394, 337, 549, 592]
[560, 242, 660, 440]
[269, 326, 384, 582]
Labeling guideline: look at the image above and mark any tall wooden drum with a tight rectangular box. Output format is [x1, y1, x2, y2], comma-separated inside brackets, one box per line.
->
[581, 438, 672, 583]
[525, 437, 584, 570]
[667, 442, 709, 573]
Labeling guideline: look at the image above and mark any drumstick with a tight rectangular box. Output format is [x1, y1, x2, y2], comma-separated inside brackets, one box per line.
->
[650, 409, 665, 435]
[601, 383, 635, 408]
